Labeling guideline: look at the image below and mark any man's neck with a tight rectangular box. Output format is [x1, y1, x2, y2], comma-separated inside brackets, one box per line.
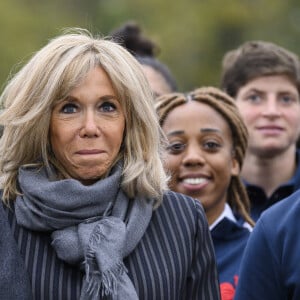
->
[241, 146, 297, 197]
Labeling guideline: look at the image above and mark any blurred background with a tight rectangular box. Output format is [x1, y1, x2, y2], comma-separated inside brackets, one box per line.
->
[1, 0, 300, 92]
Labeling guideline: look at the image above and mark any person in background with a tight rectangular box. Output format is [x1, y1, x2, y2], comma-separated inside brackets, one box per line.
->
[156, 87, 254, 300]
[0, 29, 220, 300]
[234, 189, 300, 299]
[109, 21, 178, 97]
[220, 40, 300, 221]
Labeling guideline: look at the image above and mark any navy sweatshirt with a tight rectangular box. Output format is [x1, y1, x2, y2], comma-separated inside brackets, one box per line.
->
[212, 215, 251, 300]
[235, 189, 300, 300]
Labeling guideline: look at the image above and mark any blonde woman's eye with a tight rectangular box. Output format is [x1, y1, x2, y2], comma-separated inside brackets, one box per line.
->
[61, 103, 78, 114]
[100, 101, 116, 112]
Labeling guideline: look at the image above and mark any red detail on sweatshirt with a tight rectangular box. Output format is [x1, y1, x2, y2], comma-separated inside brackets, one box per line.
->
[220, 282, 235, 300]
[220, 276, 239, 300]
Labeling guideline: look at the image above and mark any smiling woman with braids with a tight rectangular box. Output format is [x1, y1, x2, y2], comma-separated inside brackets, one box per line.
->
[156, 87, 255, 300]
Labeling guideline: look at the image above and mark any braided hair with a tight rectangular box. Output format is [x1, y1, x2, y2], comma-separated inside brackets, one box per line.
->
[156, 86, 255, 227]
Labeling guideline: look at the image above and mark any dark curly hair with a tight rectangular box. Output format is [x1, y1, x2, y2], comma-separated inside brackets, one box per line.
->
[110, 21, 177, 92]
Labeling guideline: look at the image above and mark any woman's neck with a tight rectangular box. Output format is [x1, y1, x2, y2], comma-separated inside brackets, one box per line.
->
[241, 146, 297, 197]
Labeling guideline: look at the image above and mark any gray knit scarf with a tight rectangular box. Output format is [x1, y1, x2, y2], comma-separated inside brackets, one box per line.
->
[14, 162, 153, 300]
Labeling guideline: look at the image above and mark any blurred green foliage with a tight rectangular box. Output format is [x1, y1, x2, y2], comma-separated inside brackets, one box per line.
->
[1, 0, 300, 92]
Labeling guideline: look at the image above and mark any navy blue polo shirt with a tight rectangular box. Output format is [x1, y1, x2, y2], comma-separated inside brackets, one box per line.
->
[245, 150, 300, 221]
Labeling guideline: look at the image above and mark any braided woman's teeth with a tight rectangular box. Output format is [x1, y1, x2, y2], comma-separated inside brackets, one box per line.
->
[182, 178, 207, 185]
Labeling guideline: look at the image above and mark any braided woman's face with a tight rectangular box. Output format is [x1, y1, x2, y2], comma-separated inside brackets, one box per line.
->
[162, 101, 239, 225]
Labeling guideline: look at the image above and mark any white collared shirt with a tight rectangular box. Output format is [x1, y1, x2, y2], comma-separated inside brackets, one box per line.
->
[209, 203, 252, 232]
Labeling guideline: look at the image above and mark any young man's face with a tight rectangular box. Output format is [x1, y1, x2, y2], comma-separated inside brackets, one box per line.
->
[235, 75, 300, 158]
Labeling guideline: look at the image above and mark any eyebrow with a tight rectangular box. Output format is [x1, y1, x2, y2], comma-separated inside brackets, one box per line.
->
[62, 94, 118, 102]
[200, 128, 221, 133]
[247, 88, 263, 93]
[100, 95, 119, 101]
[247, 88, 297, 95]
[166, 130, 184, 137]
[166, 128, 221, 137]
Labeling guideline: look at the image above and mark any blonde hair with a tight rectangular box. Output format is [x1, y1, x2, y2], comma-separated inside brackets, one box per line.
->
[0, 28, 168, 206]
[156, 87, 254, 226]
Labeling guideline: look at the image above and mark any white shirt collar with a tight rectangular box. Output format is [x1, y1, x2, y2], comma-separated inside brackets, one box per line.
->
[209, 203, 236, 231]
[209, 203, 253, 232]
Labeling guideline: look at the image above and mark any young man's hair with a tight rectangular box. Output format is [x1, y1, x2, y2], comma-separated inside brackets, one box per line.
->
[220, 40, 300, 97]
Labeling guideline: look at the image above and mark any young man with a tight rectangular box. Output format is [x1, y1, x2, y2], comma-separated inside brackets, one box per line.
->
[220, 40, 300, 221]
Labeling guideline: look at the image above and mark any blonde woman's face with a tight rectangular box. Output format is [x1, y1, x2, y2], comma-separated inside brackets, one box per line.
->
[162, 101, 239, 224]
[50, 66, 125, 184]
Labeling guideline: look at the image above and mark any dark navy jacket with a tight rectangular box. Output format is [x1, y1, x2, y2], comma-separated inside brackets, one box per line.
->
[0, 201, 33, 299]
[0, 191, 220, 300]
[235, 189, 300, 300]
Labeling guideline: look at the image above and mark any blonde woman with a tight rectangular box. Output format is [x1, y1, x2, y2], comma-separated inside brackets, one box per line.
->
[0, 29, 220, 300]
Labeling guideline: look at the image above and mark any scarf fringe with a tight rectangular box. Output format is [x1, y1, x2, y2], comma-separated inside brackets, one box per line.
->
[85, 261, 127, 297]
[83, 218, 128, 297]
